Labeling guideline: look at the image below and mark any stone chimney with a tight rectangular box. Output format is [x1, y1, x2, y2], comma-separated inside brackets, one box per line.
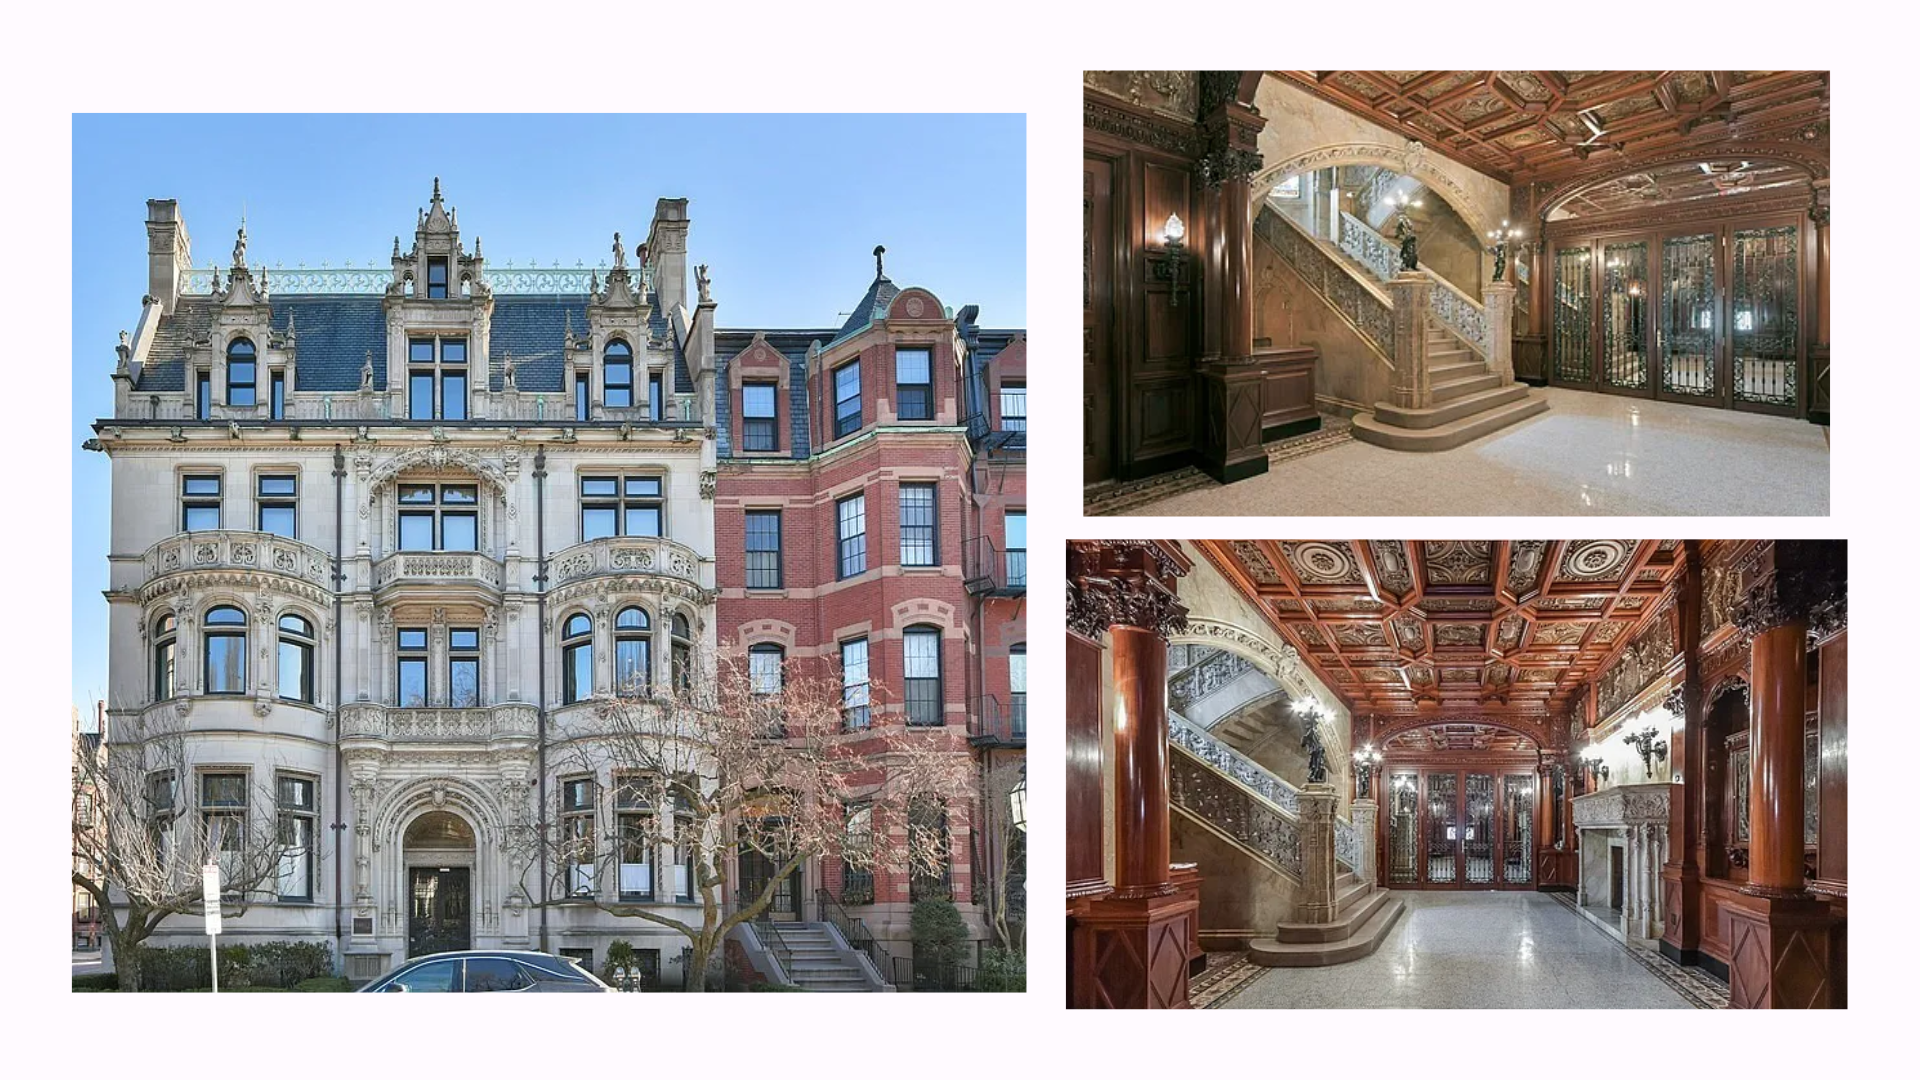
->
[646, 197, 690, 314]
[146, 199, 193, 316]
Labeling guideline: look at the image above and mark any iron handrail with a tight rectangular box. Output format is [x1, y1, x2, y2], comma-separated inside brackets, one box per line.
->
[814, 888, 903, 988]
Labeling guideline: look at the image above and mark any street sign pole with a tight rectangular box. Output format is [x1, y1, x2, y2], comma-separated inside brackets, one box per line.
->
[202, 863, 222, 994]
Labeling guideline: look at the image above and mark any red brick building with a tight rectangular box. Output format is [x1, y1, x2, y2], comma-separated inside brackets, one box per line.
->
[714, 250, 1025, 953]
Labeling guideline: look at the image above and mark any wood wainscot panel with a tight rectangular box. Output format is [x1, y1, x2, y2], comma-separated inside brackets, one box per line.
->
[1069, 890, 1199, 1009]
[1256, 346, 1321, 438]
[1127, 374, 1194, 475]
[1170, 863, 1206, 976]
[1514, 334, 1547, 385]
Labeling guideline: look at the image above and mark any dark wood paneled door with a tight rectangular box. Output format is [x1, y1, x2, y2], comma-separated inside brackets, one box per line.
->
[408, 867, 470, 957]
[1083, 155, 1115, 483]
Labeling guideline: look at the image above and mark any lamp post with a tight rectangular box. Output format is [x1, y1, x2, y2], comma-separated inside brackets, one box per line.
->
[1486, 220, 1523, 283]
[1351, 744, 1383, 799]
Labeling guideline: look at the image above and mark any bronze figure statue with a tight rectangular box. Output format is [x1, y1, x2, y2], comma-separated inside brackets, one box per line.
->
[1394, 212, 1418, 272]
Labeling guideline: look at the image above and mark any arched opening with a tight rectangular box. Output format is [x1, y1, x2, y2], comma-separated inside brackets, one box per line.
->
[1264, 164, 1490, 300]
[1381, 723, 1541, 890]
[404, 809, 476, 956]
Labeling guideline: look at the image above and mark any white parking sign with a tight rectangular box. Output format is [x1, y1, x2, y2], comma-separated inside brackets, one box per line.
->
[202, 864, 222, 936]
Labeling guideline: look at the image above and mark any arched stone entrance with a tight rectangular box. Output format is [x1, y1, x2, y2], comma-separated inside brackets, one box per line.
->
[1251, 144, 1502, 243]
[404, 810, 476, 956]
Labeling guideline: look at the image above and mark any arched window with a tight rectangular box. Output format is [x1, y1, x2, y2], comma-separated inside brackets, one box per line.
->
[153, 614, 178, 701]
[671, 613, 693, 691]
[904, 625, 943, 727]
[562, 613, 594, 704]
[604, 340, 634, 408]
[615, 607, 652, 697]
[226, 338, 257, 407]
[204, 606, 247, 694]
[277, 614, 315, 703]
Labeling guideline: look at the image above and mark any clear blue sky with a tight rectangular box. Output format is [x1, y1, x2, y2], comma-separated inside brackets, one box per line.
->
[71, 113, 1026, 707]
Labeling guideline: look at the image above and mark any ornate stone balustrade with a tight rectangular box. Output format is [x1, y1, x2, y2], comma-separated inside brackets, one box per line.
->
[1169, 714, 1360, 874]
[372, 551, 503, 593]
[1168, 650, 1258, 715]
[339, 702, 537, 743]
[1170, 746, 1304, 880]
[549, 535, 706, 591]
[1338, 211, 1489, 358]
[1257, 209, 1395, 359]
[1337, 211, 1398, 284]
[1334, 817, 1361, 873]
[143, 531, 332, 590]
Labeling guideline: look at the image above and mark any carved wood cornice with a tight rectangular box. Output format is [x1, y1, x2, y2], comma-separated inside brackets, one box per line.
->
[1730, 540, 1846, 640]
[1067, 540, 1190, 640]
[1085, 89, 1200, 160]
[1541, 190, 1813, 242]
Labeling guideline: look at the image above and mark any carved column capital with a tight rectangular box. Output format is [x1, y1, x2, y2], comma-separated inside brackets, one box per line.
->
[1068, 541, 1191, 639]
[1195, 72, 1265, 189]
[1730, 541, 1846, 640]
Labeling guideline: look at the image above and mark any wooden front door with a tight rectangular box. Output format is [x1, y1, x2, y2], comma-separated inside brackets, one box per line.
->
[408, 866, 471, 957]
[1084, 155, 1115, 484]
[738, 849, 802, 921]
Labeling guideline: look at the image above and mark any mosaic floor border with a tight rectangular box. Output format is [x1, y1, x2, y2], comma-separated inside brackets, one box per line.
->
[1547, 892, 1729, 1009]
[1082, 418, 1353, 517]
[1190, 951, 1262, 1009]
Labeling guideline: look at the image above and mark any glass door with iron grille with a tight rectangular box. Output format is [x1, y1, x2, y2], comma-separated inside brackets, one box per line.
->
[1551, 244, 1595, 388]
[1657, 231, 1721, 404]
[1424, 772, 1460, 885]
[1387, 772, 1421, 886]
[1500, 774, 1536, 885]
[1600, 239, 1654, 395]
[1730, 224, 1801, 413]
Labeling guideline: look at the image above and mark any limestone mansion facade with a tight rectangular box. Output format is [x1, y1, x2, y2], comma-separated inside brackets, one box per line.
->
[90, 183, 1026, 986]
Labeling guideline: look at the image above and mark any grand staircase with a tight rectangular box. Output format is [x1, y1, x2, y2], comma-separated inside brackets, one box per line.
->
[1351, 315, 1548, 450]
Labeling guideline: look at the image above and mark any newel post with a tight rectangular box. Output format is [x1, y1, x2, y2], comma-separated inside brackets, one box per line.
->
[1482, 280, 1516, 385]
[1386, 272, 1433, 408]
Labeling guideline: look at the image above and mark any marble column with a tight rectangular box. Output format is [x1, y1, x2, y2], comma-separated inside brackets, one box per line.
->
[1067, 540, 1199, 1009]
[1661, 540, 1706, 965]
[1482, 280, 1516, 385]
[1722, 540, 1846, 1008]
[1386, 272, 1434, 408]
[1348, 798, 1379, 886]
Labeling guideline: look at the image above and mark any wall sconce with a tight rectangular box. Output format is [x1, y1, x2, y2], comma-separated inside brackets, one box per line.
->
[1351, 744, 1384, 799]
[1624, 726, 1669, 781]
[1583, 752, 1609, 786]
[1486, 220, 1523, 283]
[1151, 212, 1190, 307]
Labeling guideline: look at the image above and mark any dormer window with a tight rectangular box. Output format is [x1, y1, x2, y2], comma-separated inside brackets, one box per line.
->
[741, 383, 778, 451]
[605, 340, 634, 408]
[427, 257, 449, 299]
[226, 339, 257, 407]
[896, 347, 932, 420]
[408, 338, 468, 421]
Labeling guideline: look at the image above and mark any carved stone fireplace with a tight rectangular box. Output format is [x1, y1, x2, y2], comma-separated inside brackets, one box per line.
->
[1572, 783, 1673, 940]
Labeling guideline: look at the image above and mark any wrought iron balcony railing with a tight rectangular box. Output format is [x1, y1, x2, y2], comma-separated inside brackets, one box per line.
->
[338, 702, 537, 743]
[962, 536, 1026, 597]
[967, 695, 1026, 747]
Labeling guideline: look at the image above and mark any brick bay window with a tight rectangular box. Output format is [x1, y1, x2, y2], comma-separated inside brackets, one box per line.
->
[841, 638, 870, 731]
[907, 796, 952, 902]
[1005, 510, 1027, 588]
[895, 346, 932, 420]
[903, 625, 943, 727]
[835, 492, 867, 579]
[833, 359, 862, 438]
[407, 338, 468, 421]
[841, 803, 874, 905]
[398, 483, 478, 551]
[581, 474, 664, 540]
[741, 382, 778, 451]
[900, 482, 938, 567]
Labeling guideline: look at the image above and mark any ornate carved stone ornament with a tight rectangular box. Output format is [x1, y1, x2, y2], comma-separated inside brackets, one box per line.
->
[1068, 540, 1189, 639]
[1730, 540, 1847, 640]
[1196, 71, 1264, 188]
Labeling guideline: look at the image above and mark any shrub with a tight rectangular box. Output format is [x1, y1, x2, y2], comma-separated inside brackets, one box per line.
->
[909, 899, 969, 967]
[72, 973, 119, 992]
[976, 947, 1026, 993]
[295, 976, 353, 992]
[129, 941, 335, 991]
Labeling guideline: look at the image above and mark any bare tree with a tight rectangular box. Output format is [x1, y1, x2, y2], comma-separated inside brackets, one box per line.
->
[71, 707, 305, 992]
[979, 755, 1028, 954]
[515, 647, 974, 991]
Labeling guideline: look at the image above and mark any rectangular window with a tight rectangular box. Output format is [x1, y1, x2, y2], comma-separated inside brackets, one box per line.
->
[899, 483, 937, 567]
[448, 628, 480, 708]
[257, 474, 296, 538]
[575, 373, 589, 421]
[649, 372, 664, 420]
[605, 356, 634, 409]
[836, 493, 866, 579]
[427, 257, 449, 299]
[1005, 510, 1026, 588]
[409, 340, 435, 421]
[904, 627, 943, 726]
[741, 383, 778, 452]
[580, 475, 664, 541]
[398, 484, 476, 551]
[908, 798, 951, 902]
[397, 628, 428, 707]
[745, 510, 782, 589]
[270, 371, 285, 420]
[895, 347, 932, 420]
[202, 772, 248, 893]
[228, 357, 256, 407]
[841, 638, 870, 731]
[196, 371, 211, 421]
[833, 360, 862, 438]
[1010, 645, 1027, 737]
[561, 778, 595, 896]
[182, 475, 221, 532]
[408, 339, 466, 420]
[276, 775, 315, 901]
[440, 340, 467, 421]
[842, 804, 875, 905]
[615, 776, 653, 901]
[147, 771, 177, 867]
[999, 382, 1026, 432]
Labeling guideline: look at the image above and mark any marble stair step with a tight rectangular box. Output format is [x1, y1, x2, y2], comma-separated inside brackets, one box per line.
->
[1336, 880, 1373, 917]
[1352, 392, 1548, 451]
[1370, 384, 1532, 430]
[1432, 372, 1502, 403]
[1251, 894, 1405, 965]
[1429, 360, 1484, 381]
[1273, 886, 1390, 943]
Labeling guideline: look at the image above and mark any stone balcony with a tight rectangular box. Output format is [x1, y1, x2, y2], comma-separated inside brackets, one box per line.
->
[371, 550, 504, 602]
[548, 535, 709, 596]
[338, 702, 537, 746]
[138, 530, 333, 597]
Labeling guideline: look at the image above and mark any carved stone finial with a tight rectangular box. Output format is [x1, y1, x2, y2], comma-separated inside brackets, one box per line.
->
[118, 329, 130, 349]
[431, 177, 442, 206]
[873, 244, 886, 278]
[563, 309, 576, 348]
[474, 235, 483, 259]
[393, 235, 402, 259]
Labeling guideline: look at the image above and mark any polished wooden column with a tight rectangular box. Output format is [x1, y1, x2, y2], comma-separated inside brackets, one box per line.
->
[1721, 540, 1846, 1009]
[1661, 541, 1706, 963]
[1068, 540, 1199, 1009]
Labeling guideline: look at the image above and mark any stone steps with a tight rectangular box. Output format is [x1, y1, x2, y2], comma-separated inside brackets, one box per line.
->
[1369, 384, 1534, 431]
[1249, 892, 1405, 966]
[1430, 360, 1486, 383]
[765, 922, 882, 992]
[1432, 372, 1501, 403]
[1353, 394, 1548, 451]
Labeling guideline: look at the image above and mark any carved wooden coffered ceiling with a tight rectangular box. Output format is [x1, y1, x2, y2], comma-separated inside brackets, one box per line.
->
[1385, 723, 1537, 754]
[1550, 158, 1809, 219]
[1195, 540, 1684, 721]
[1272, 71, 1830, 183]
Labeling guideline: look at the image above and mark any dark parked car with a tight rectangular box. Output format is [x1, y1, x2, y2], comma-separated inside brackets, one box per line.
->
[357, 950, 617, 993]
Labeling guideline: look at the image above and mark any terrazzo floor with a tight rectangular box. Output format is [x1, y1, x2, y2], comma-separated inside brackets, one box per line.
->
[1215, 891, 1697, 1009]
[1117, 387, 1829, 517]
